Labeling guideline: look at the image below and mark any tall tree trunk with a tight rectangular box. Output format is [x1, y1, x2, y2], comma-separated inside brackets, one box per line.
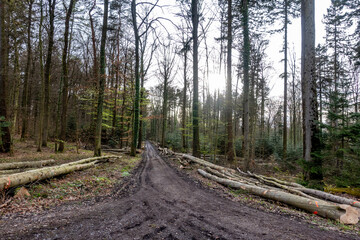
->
[137, 54, 145, 149]
[242, 0, 250, 170]
[89, 0, 98, 139]
[112, 61, 119, 136]
[58, 0, 76, 152]
[42, 0, 56, 147]
[12, 36, 20, 137]
[301, 0, 322, 183]
[283, 0, 288, 160]
[130, 0, 140, 156]
[192, 0, 200, 157]
[292, 65, 296, 148]
[37, 0, 45, 152]
[161, 77, 168, 147]
[119, 53, 128, 149]
[21, 0, 34, 140]
[0, 0, 11, 153]
[182, 46, 188, 152]
[94, 0, 109, 156]
[226, 0, 235, 162]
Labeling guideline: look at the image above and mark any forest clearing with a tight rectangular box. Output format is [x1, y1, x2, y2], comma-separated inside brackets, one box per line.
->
[0, 0, 359, 239]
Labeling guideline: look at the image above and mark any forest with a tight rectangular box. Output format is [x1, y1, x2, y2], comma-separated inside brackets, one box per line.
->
[0, 0, 359, 192]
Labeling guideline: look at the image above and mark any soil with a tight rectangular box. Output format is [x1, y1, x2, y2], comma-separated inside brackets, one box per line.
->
[0, 142, 359, 240]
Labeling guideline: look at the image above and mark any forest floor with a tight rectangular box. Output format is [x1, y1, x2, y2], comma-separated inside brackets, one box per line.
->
[1, 141, 359, 239]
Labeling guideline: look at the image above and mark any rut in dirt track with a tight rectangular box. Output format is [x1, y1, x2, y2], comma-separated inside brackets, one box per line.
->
[1, 142, 357, 240]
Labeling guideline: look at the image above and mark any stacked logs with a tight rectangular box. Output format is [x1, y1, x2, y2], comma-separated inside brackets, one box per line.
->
[0, 155, 121, 191]
[157, 147, 360, 225]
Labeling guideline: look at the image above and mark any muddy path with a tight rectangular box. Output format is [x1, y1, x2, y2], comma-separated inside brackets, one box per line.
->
[1, 142, 358, 240]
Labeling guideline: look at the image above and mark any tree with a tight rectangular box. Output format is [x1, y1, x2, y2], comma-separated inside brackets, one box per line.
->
[242, 0, 250, 170]
[225, 0, 235, 162]
[59, 0, 76, 152]
[301, 0, 322, 183]
[20, 0, 34, 140]
[192, 0, 200, 157]
[94, 0, 109, 156]
[130, 0, 159, 156]
[37, 0, 45, 152]
[0, 0, 11, 153]
[42, 0, 56, 147]
[130, 0, 140, 156]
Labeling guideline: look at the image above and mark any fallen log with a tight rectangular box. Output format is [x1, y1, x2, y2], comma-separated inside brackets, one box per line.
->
[296, 188, 360, 209]
[237, 168, 303, 188]
[0, 156, 121, 191]
[66, 155, 119, 166]
[0, 159, 55, 170]
[0, 168, 34, 175]
[177, 153, 236, 174]
[198, 169, 359, 224]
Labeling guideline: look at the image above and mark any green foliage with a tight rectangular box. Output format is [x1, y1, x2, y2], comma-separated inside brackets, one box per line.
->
[166, 130, 182, 151]
[255, 138, 275, 159]
[0, 116, 10, 145]
[235, 138, 242, 157]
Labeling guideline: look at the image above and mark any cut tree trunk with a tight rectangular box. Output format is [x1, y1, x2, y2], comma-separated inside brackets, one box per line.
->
[0, 156, 119, 191]
[0, 159, 55, 170]
[296, 188, 360, 209]
[198, 169, 358, 224]
[178, 153, 236, 174]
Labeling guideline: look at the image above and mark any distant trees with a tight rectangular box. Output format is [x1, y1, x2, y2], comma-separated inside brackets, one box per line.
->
[158, 41, 176, 147]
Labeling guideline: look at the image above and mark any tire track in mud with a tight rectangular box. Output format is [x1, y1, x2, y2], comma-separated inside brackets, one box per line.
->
[1, 142, 358, 240]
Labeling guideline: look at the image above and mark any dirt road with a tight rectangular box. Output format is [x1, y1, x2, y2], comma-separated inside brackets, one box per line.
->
[1, 142, 358, 239]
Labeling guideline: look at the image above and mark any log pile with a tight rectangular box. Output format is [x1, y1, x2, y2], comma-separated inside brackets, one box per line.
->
[0, 155, 121, 191]
[157, 146, 360, 225]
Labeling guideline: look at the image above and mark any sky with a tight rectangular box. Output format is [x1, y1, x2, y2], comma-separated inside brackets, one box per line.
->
[145, 0, 332, 98]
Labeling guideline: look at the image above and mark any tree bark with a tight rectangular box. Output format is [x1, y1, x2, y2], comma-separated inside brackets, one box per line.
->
[301, 0, 322, 182]
[37, 0, 45, 152]
[242, 0, 250, 170]
[192, 0, 200, 157]
[182, 45, 188, 152]
[283, 0, 288, 160]
[0, 0, 11, 153]
[225, 0, 235, 162]
[94, 0, 109, 156]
